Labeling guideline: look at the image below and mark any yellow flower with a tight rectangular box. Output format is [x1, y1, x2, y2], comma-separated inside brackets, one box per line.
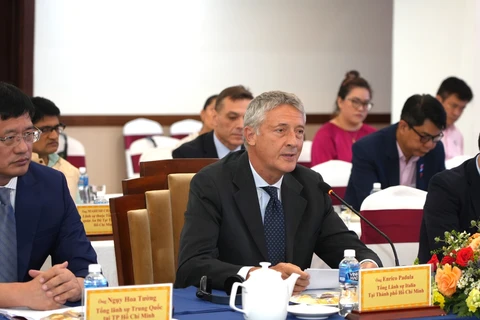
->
[469, 236, 480, 251]
[466, 289, 480, 313]
[433, 288, 445, 309]
[435, 264, 462, 297]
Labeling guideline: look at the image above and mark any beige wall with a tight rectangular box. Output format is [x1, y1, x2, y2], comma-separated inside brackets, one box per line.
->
[66, 122, 389, 194]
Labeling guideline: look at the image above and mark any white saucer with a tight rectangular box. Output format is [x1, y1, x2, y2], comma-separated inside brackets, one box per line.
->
[287, 304, 339, 319]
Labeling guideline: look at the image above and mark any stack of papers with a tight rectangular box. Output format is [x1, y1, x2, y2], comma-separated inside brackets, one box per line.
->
[305, 268, 339, 290]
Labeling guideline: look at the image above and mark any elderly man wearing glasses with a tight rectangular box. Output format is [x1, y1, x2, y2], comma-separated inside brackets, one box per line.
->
[30, 97, 79, 201]
[345, 94, 447, 211]
[0, 82, 96, 310]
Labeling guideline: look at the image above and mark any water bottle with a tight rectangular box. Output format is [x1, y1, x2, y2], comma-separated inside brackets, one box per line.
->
[83, 264, 108, 306]
[370, 182, 382, 195]
[78, 167, 90, 204]
[338, 249, 360, 317]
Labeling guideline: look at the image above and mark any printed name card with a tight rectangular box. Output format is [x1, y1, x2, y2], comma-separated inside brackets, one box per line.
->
[359, 264, 431, 312]
[85, 284, 172, 320]
[77, 204, 112, 235]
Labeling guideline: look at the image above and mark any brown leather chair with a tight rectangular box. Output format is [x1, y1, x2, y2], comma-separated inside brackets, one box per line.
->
[111, 190, 175, 285]
[168, 173, 195, 269]
[122, 158, 216, 195]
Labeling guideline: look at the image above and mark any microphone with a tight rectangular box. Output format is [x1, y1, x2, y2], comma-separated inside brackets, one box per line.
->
[318, 181, 400, 267]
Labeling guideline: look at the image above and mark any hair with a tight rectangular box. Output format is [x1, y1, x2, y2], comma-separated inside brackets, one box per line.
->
[400, 94, 447, 130]
[335, 70, 372, 110]
[0, 82, 35, 121]
[244, 91, 306, 131]
[436, 77, 473, 102]
[202, 94, 218, 110]
[215, 85, 254, 112]
[30, 97, 61, 124]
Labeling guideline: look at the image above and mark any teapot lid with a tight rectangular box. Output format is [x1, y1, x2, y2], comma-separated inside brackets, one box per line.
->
[249, 262, 281, 279]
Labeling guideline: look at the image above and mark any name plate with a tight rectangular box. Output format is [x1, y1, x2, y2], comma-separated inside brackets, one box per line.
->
[77, 204, 112, 235]
[85, 284, 172, 320]
[359, 264, 431, 312]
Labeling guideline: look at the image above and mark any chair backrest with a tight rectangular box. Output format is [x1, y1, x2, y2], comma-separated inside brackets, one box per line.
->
[297, 140, 312, 168]
[445, 154, 472, 169]
[57, 134, 87, 169]
[311, 160, 352, 205]
[129, 136, 179, 176]
[169, 119, 203, 139]
[111, 190, 176, 286]
[359, 185, 427, 267]
[168, 173, 195, 269]
[123, 118, 164, 178]
[122, 158, 217, 195]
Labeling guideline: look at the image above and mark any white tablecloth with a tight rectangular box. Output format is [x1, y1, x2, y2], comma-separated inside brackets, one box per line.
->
[41, 240, 118, 287]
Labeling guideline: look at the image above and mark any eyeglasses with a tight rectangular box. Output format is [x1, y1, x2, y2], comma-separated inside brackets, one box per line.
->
[0, 130, 41, 147]
[37, 123, 66, 134]
[408, 124, 444, 143]
[347, 98, 374, 111]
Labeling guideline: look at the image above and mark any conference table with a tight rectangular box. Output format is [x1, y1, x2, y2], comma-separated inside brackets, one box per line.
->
[172, 287, 476, 320]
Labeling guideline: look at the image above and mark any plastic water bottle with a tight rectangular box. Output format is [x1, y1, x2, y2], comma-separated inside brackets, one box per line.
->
[83, 264, 108, 305]
[78, 167, 90, 204]
[370, 182, 382, 195]
[338, 249, 360, 317]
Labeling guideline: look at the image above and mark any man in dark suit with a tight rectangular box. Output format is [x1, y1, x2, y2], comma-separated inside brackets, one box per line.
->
[175, 91, 382, 293]
[345, 94, 447, 211]
[172, 85, 253, 158]
[418, 134, 480, 263]
[0, 82, 96, 310]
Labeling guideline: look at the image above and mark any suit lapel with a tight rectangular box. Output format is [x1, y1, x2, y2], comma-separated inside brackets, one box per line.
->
[281, 173, 307, 262]
[385, 125, 400, 186]
[233, 153, 269, 260]
[467, 156, 480, 219]
[15, 167, 42, 280]
[203, 131, 219, 158]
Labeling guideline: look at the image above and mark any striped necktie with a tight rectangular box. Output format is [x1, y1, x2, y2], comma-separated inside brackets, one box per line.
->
[0, 188, 17, 282]
[261, 186, 286, 265]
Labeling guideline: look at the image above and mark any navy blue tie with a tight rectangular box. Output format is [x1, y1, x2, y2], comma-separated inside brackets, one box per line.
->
[261, 186, 286, 265]
[0, 188, 17, 282]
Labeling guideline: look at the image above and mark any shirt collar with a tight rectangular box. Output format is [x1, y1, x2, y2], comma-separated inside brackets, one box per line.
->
[396, 142, 420, 163]
[1, 176, 18, 190]
[249, 160, 283, 189]
[48, 153, 60, 167]
[476, 154, 480, 176]
[213, 131, 241, 159]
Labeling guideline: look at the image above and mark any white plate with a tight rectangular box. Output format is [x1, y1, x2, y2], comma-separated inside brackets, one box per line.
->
[287, 304, 339, 319]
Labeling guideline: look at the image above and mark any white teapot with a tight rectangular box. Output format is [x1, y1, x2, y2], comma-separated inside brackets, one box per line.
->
[229, 262, 300, 320]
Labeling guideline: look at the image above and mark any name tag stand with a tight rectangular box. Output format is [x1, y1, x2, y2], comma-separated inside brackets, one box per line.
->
[346, 265, 445, 320]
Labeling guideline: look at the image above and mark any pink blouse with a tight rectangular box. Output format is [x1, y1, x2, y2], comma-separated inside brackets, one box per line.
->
[311, 122, 376, 166]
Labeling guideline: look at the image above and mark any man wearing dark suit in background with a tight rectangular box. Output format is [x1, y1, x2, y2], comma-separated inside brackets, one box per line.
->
[345, 94, 446, 211]
[175, 91, 381, 293]
[418, 134, 480, 263]
[172, 85, 253, 158]
[0, 82, 97, 310]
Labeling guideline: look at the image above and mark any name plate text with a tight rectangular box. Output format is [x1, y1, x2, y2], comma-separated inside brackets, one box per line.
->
[77, 204, 112, 235]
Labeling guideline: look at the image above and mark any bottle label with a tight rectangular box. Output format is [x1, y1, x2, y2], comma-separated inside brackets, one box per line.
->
[339, 265, 359, 285]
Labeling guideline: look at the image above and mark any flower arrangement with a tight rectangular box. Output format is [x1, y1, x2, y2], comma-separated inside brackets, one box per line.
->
[428, 221, 480, 317]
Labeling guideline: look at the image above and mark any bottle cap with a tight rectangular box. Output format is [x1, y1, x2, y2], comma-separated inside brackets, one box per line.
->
[88, 264, 102, 273]
[373, 182, 381, 190]
[344, 249, 356, 257]
[79, 167, 87, 174]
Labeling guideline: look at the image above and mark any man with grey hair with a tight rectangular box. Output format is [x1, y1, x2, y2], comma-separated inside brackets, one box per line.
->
[175, 91, 381, 293]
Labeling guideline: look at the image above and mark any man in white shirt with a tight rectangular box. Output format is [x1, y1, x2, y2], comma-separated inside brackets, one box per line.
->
[436, 77, 473, 160]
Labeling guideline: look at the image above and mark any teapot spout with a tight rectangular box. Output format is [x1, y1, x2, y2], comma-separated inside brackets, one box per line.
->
[285, 272, 301, 296]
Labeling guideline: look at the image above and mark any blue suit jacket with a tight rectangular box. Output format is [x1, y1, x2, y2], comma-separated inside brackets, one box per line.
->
[345, 123, 446, 211]
[16, 162, 97, 282]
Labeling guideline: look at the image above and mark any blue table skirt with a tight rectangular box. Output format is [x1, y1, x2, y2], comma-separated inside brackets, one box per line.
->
[173, 287, 476, 320]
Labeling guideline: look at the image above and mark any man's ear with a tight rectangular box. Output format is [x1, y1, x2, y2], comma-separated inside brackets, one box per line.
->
[244, 126, 256, 146]
[398, 119, 409, 132]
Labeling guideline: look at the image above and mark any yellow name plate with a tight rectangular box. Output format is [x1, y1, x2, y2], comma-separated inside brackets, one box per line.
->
[359, 264, 431, 312]
[77, 204, 112, 235]
[85, 284, 172, 320]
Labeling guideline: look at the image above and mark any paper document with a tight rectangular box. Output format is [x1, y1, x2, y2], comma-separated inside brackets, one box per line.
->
[305, 268, 339, 290]
[0, 306, 82, 320]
